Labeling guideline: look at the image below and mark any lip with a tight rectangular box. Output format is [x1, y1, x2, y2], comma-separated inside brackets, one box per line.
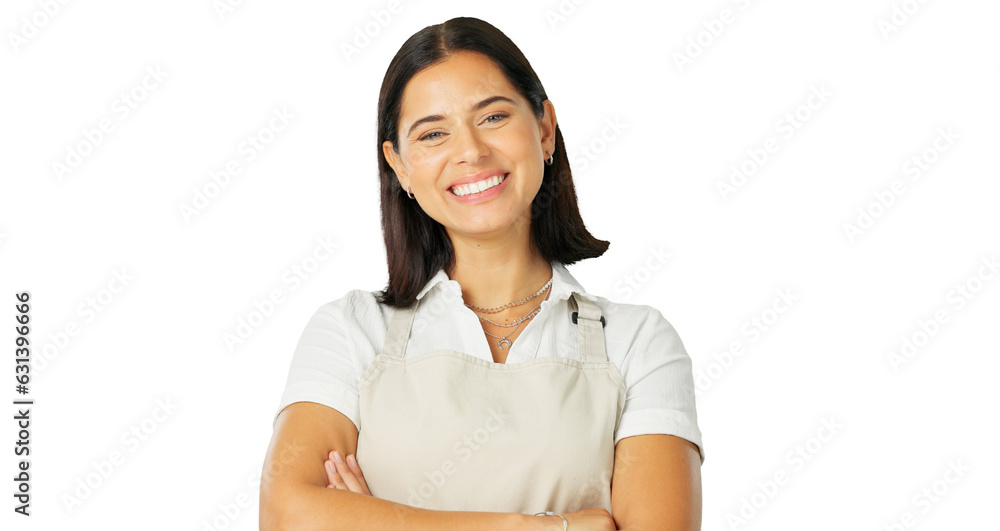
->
[448, 171, 510, 204]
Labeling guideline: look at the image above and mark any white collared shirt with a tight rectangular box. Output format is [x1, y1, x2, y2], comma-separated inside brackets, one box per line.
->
[274, 261, 704, 462]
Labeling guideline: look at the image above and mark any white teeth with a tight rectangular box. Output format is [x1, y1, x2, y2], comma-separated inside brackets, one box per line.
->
[452, 174, 505, 197]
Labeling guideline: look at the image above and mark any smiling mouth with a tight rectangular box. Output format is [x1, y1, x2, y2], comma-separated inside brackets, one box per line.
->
[450, 173, 508, 197]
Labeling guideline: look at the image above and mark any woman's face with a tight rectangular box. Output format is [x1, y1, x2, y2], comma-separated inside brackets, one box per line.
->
[383, 50, 556, 240]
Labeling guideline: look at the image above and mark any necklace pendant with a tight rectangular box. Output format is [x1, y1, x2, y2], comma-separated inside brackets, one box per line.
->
[497, 338, 512, 350]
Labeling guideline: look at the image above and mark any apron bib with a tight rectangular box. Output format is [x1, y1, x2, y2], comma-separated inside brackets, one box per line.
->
[356, 292, 626, 514]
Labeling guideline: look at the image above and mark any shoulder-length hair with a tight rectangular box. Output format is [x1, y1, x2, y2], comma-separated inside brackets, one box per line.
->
[375, 16, 609, 308]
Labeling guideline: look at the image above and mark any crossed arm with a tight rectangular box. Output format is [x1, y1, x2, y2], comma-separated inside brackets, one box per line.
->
[260, 401, 702, 530]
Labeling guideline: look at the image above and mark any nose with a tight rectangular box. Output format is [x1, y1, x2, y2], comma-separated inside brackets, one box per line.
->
[452, 124, 490, 164]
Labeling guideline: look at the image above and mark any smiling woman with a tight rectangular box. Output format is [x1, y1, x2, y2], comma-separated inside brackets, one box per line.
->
[260, 16, 703, 531]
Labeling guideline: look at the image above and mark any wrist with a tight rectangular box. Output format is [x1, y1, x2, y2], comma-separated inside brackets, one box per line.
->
[515, 512, 561, 531]
[531, 511, 568, 531]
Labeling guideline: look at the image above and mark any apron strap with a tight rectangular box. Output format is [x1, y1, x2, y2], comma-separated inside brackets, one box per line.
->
[571, 293, 608, 363]
[382, 301, 419, 360]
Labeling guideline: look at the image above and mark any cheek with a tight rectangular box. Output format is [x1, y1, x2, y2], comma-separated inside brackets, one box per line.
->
[507, 128, 543, 161]
[408, 147, 444, 170]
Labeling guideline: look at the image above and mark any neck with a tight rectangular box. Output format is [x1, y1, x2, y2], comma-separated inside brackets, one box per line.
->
[445, 226, 552, 311]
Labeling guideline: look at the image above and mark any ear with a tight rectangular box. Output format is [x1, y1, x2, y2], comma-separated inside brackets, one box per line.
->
[539, 100, 558, 157]
[382, 140, 408, 189]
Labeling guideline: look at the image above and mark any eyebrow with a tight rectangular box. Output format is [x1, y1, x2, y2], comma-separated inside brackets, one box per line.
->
[405, 95, 517, 138]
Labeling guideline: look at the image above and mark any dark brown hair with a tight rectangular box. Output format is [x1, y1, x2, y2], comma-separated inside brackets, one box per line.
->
[375, 17, 608, 308]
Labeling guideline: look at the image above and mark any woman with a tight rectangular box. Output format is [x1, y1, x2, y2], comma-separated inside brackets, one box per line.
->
[260, 17, 703, 531]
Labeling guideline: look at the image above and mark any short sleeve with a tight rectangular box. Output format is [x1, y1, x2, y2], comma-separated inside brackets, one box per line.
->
[272, 294, 363, 432]
[614, 306, 705, 464]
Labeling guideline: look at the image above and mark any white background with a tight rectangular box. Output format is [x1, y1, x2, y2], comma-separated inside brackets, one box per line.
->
[2, 0, 998, 529]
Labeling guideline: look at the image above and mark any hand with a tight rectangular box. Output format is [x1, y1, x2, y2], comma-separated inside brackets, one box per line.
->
[323, 450, 372, 496]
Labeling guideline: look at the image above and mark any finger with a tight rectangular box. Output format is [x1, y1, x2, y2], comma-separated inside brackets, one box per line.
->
[346, 454, 372, 495]
[331, 450, 366, 493]
[326, 451, 353, 491]
[324, 459, 344, 489]
[323, 456, 340, 487]
[325, 458, 349, 490]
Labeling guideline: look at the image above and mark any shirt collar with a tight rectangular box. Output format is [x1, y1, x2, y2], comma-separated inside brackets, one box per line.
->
[414, 261, 596, 304]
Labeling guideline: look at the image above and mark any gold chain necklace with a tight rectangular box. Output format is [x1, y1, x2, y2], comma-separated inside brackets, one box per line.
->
[464, 276, 553, 314]
[476, 284, 551, 350]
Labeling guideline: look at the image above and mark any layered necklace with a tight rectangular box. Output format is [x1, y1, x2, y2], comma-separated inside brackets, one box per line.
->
[465, 276, 553, 350]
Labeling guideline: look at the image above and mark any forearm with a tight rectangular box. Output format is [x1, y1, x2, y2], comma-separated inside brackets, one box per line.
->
[263, 484, 541, 531]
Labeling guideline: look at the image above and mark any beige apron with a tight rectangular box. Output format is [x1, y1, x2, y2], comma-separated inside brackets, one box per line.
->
[356, 292, 627, 515]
